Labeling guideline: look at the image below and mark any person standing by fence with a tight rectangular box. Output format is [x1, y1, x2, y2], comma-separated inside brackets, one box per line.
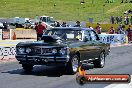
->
[126, 16, 129, 25]
[119, 16, 123, 24]
[95, 23, 102, 34]
[110, 16, 115, 24]
[126, 25, 132, 42]
[116, 16, 119, 24]
[130, 16, 132, 25]
[109, 26, 115, 34]
[117, 25, 126, 34]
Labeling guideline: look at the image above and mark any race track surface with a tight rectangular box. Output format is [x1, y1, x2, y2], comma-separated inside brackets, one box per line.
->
[0, 45, 132, 88]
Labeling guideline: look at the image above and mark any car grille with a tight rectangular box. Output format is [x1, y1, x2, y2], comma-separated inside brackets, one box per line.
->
[31, 47, 52, 55]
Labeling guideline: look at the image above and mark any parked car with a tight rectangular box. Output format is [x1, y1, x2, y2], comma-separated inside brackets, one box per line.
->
[16, 27, 110, 74]
[39, 16, 56, 26]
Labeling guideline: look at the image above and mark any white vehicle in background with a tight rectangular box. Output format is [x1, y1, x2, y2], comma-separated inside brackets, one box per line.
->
[39, 16, 56, 27]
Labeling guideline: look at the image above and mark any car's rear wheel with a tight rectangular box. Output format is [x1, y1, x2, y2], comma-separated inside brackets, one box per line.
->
[22, 64, 33, 72]
[66, 55, 79, 74]
[93, 52, 105, 68]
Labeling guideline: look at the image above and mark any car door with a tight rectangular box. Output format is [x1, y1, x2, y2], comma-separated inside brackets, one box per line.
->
[88, 30, 104, 58]
[79, 30, 97, 61]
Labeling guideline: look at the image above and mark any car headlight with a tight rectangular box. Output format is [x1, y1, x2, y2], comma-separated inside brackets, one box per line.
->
[59, 47, 69, 55]
[18, 47, 25, 54]
[52, 49, 57, 54]
[26, 48, 31, 53]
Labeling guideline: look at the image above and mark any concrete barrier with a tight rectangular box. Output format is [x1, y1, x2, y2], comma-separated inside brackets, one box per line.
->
[11, 29, 37, 39]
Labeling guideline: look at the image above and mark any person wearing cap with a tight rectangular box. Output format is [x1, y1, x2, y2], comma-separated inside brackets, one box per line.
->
[74, 21, 81, 27]
[35, 21, 47, 40]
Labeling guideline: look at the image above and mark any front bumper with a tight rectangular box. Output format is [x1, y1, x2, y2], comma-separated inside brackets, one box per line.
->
[16, 55, 70, 65]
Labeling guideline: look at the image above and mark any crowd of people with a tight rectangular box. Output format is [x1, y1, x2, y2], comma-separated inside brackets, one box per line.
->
[93, 23, 132, 35]
[93, 23, 132, 41]
[34, 20, 132, 41]
[54, 21, 81, 27]
[110, 15, 132, 25]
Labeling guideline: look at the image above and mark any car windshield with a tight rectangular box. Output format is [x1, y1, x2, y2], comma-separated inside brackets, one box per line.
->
[40, 17, 46, 22]
[44, 29, 82, 41]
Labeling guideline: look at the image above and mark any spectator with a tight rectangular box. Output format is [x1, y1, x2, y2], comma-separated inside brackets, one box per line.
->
[95, 23, 102, 34]
[116, 16, 119, 24]
[55, 21, 61, 27]
[110, 16, 115, 24]
[126, 16, 129, 25]
[74, 21, 81, 27]
[3, 22, 9, 31]
[124, 16, 127, 25]
[109, 26, 115, 34]
[130, 16, 132, 25]
[126, 25, 132, 34]
[126, 25, 132, 41]
[119, 16, 123, 24]
[35, 21, 47, 40]
[117, 25, 126, 34]
[61, 22, 69, 27]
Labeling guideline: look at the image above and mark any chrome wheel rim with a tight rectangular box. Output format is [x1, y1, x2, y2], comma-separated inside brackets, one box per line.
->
[72, 56, 79, 72]
[100, 53, 105, 66]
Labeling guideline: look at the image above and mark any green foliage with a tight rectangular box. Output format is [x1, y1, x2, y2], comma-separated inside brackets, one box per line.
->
[0, 0, 131, 22]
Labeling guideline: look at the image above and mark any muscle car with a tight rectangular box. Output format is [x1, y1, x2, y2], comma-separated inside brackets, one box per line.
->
[16, 27, 110, 74]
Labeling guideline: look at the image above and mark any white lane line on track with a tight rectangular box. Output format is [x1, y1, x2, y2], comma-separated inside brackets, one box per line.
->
[105, 75, 132, 88]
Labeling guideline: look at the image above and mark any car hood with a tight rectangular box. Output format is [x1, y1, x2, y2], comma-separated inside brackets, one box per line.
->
[16, 35, 83, 48]
[16, 41, 66, 47]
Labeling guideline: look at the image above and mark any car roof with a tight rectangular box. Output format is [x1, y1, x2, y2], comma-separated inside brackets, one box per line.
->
[50, 27, 94, 31]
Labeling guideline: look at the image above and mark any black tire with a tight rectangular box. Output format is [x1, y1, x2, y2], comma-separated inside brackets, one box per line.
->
[93, 52, 105, 68]
[22, 64, 33, 72]
[65, 55, 79, 74]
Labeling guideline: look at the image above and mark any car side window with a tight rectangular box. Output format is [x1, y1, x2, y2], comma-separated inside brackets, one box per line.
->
[89, 30, 97, 41]
[84, 30, 91, 41]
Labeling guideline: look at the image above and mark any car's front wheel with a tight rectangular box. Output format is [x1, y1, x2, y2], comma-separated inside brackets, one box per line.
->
[93, 52, 105, 68]
[22, 64, 33, 72]
[66, 55, 79, 74]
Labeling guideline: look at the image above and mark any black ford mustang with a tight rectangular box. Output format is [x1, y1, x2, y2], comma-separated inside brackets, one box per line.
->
[16, 27, 110, 74]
